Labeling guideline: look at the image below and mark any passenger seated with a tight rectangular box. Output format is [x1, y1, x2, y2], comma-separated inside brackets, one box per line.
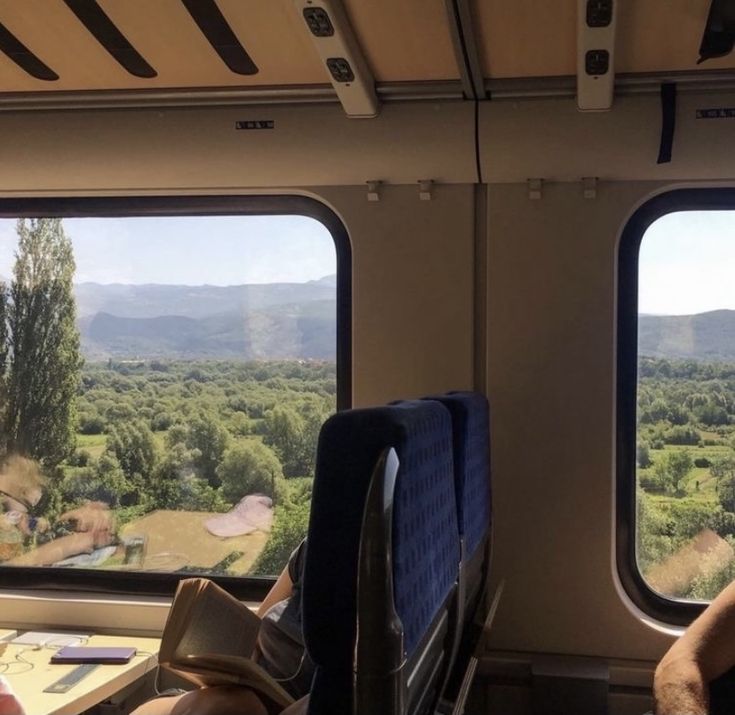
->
[0, 455, 115, 566]
[132, 540, 312, 715]
[654, 579, 735, 715]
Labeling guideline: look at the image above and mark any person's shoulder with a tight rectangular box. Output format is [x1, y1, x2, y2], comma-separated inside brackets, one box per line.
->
[287, 539, 307, 583]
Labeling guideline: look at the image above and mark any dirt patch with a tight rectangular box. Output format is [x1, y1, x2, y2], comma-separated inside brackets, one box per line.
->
[119, 510, 269, 575]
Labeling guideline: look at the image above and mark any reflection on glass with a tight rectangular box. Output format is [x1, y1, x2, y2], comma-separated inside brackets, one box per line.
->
[0, 216, 336, 578]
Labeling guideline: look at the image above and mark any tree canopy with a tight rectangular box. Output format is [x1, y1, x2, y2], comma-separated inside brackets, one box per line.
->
[1, 219, 82, 468]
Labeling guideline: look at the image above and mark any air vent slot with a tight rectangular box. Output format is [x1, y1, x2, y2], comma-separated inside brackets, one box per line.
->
[181, 0, 258, 75]
[586, 0, 613, 28]
[63, 0, 157, 78]
[0, 23, 58, 81]
[303, 8, 334, 37]
[326, 57, 354, 82]
[585, 49, 609, 75]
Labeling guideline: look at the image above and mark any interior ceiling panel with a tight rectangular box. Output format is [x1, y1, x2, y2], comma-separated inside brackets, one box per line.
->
[0, 0, 458, 95]
[3, 0, 735, 99]
[0, 0, 327, 93]
[343, 0, 459, 82]
[475, 0, 735, 79]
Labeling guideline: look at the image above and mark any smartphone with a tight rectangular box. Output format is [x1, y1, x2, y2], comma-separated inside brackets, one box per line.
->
[50, 646, 137, 664]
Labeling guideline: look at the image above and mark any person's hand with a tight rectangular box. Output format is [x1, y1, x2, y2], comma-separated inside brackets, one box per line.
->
[59, 502, 115, 547]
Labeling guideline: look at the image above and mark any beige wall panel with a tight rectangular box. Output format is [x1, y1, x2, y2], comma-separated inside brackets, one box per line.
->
[481, 91, 735, 183]
[344, 0, 459, 82]
[0, 101, 475, 191]
[320, 184, 475, 406]
[485, 180, 675, 661]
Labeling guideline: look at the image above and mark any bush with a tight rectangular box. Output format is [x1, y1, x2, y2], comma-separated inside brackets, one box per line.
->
[663, 426, 701, 446]
[67, 449, 91, 467]
[694, 457, 711, 468]
[637, 443, 653, 469]
[78, 413, 105, 435]
[216, 442, 284, 503]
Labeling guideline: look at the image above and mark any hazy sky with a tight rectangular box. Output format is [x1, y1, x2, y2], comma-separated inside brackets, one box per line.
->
[638, 210, 735, 315]
[0, 215, 336, 286]
[0, 211, 730, 313]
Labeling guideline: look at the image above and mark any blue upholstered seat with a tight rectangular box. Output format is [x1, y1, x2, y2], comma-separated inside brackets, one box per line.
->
[303, 400, 460, 715]
[425, 391, 491, 567]
[423, 391, 492, 708]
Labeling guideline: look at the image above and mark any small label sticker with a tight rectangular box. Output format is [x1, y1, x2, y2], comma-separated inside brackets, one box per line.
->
[235, 120, 275, 130]
[696, 108, 735, 119]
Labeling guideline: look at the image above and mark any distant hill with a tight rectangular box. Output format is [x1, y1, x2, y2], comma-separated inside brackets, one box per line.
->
[71, 277, 336, 360]
[74, 277, 336, 320]
[639, 310, 735, 361]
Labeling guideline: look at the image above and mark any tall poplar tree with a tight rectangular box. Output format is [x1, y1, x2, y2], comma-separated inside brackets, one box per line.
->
[3, 218, 82, 468]
[0, 281, 7, 456]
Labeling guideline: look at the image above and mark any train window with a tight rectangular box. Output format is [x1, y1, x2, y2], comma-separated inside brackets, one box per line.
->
[618, 189, 735, 623]
[0, 196, 350, 599]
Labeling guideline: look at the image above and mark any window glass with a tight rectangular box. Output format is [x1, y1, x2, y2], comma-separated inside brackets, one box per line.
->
[0, 214, 337, 581]
[637, 211, 735, 601]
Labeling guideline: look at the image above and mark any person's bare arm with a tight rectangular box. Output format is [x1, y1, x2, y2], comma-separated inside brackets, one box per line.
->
[6, 531, 97, 566]
[59, 501, 115, 546]
[6, 502, 115, 566]
[256, 564, 294, 617]
[655, 579, 735, 715]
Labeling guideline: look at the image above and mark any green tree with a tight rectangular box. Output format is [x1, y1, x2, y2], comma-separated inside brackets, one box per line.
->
[250, 481, 311, 576]
[186, 413, 229, 486]
[62, 453, 130, 507]
[150, 443, 224, 511]
[263, 405, 304, 477]
[637, 442, 652, 469]
[665, 450, 693, 493]
[712, 456, 735, 512]
[216, 442, 284, 502]
[3, 219, 82, 468]
[0, 280, 7, 455]
[105, 421, 157, 481]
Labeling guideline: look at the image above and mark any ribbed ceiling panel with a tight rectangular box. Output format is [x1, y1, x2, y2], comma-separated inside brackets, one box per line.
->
[475, 0, 735, 79]
[343, 0, 459, 82]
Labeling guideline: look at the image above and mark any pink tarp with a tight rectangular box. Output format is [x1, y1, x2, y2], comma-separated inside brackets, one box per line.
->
[205, 494, 274, 538]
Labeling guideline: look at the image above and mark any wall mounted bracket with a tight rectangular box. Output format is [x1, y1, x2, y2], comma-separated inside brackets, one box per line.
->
[581, 176, 598, 199]
[528, 178, 543, 200]
[366, 180, 382, 202]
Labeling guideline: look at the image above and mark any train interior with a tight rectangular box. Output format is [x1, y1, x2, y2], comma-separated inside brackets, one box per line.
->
[2, 1, 735, 713]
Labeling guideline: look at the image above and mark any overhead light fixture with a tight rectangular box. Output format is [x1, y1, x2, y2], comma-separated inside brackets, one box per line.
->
[577, 0, 617, 111]
[293, 0, 379, 118]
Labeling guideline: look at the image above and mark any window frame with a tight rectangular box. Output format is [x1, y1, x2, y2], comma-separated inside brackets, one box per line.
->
[0, 194, 351, 600]
[616, 187, 735, 625]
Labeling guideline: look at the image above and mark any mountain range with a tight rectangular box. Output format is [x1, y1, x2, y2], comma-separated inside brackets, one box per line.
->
[639, 310, 735, 361]
[73, 275, 336, 360]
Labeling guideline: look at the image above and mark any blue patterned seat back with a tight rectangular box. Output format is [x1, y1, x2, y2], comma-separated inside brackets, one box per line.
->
[426, 392, 491, 560]
[303, 400, 459, 715]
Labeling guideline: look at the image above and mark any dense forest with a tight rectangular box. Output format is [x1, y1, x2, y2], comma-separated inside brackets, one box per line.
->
[637, 357, 735, 599]
[67, 358, 334, 575]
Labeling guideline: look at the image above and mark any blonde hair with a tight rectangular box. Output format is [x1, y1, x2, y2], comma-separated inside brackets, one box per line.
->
[0, 455, 45, 505]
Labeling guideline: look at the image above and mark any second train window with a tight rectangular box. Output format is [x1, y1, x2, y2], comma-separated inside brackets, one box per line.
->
[637, 210, 735, 601]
